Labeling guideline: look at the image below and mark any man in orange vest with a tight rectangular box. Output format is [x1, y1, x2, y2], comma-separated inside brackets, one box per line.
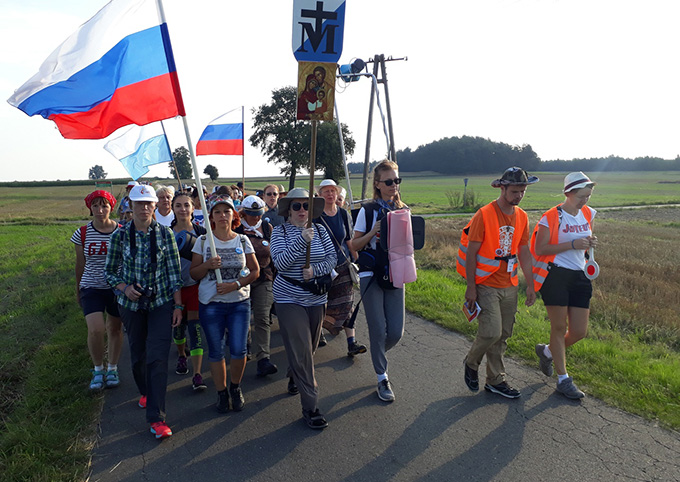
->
[456, 167, 538, 399]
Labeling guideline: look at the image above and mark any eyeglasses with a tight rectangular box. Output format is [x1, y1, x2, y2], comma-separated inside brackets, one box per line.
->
[265, 192, 278, 197]
[291, 202, 309, 211]
[380, 177, 402, 186]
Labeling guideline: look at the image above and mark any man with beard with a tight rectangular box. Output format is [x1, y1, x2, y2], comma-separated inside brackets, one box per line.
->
[456, 167, 538, 399]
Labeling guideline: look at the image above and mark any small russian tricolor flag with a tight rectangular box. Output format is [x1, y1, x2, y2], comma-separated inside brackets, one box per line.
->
[196, 108, 244, 156]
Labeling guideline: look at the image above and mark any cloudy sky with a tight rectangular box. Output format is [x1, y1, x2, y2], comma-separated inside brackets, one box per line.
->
[1, 0, 679, 182]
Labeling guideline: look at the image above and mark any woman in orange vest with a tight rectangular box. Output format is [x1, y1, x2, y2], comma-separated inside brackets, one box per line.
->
[531, 172, 598, 399]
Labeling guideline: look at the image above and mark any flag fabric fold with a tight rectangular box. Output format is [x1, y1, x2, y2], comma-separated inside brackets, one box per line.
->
[196, 108, 244, 156]
[7, 0, 185, 140]
[104, 123, 172, 180]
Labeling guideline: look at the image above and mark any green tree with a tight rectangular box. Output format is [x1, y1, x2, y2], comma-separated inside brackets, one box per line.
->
[88, 165, 107, 180]
[250, 86, 355, 189]
[203, 164, 219, 181]
[171, 146, 193, 179]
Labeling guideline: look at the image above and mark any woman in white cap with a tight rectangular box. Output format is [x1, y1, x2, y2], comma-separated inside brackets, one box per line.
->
[531, 172, 598, 399]
[270, 188, 336, 429]
[235, 195, 278, 377]
[105, 184, 184, 440]
[315, 179, 366, 357]
[190, 195, 259, 414]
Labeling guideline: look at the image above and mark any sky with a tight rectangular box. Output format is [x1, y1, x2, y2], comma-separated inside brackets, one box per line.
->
[2, 0, 680, 182]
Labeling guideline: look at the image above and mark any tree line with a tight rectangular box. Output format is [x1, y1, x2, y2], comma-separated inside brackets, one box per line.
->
[395, 136, 680, 174]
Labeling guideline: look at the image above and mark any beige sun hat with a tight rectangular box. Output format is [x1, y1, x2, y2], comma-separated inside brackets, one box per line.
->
[277, 188, 324, 219]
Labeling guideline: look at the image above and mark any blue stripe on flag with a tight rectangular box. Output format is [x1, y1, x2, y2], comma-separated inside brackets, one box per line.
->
[198, 123, 243, 141]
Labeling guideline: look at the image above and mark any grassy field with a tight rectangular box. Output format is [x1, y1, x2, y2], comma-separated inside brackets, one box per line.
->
[0, 175, 679, 480]
[1, 171, 679, 221]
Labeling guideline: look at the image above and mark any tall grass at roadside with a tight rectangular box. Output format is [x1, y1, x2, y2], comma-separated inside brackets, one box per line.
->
[0, 225, 98, 481]
[410, 207, 680, 429]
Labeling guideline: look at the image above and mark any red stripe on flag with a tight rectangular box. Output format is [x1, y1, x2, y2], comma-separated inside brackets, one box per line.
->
[196, 139, 244, 156]
[49, 72, 184, 140]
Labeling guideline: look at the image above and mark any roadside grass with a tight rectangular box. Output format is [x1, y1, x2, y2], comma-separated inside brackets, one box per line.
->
[0, 224, 98, 481]
[411, 207, 680, 430]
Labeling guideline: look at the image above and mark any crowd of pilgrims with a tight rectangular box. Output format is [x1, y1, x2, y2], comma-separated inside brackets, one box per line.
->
[74, 160, 407, 438]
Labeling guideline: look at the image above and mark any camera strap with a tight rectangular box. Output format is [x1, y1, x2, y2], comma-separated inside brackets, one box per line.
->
[129, 220, 158, 277]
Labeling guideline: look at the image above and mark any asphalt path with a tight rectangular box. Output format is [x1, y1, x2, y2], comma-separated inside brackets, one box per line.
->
[89, 307, 680, 482]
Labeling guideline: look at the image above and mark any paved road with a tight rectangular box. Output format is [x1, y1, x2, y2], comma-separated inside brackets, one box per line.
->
[89, 308, 680, 482]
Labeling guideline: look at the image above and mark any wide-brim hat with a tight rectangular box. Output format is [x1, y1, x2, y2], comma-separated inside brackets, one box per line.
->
[563, 171, 596, 193]
[129, 184, 158, 202]
[241, 195, 266, 216]
[207, 194, 235, 214]
[491, 167, 540, 188]
[278, 188, 324, 219]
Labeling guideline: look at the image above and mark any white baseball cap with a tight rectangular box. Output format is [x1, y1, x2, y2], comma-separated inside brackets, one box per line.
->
[129, 184, 158, 202]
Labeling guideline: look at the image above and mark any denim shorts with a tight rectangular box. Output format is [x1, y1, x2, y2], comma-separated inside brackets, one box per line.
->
[199, 299, 250, 362]
[80, 287, 120, 317]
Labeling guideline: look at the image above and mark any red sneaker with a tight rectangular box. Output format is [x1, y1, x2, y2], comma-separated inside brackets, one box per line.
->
[150, 421, 172, 439]
[138, 395, 147, 408]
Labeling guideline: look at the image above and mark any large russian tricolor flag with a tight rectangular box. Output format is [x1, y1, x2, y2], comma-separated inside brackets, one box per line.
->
[7, 0, 185, 140]
[196, 108, 244, 156]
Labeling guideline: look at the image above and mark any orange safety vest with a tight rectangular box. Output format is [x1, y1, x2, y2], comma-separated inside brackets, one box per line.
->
[530, 205, 593, 291]
[456, 202, 528, 286]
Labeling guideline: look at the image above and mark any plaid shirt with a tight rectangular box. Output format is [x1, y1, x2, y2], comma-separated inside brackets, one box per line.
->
[105, 221, 183, 311]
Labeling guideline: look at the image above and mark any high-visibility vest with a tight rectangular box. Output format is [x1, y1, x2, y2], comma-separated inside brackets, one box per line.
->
[456, 202, 528, 286]
[530, 205, 593, 291]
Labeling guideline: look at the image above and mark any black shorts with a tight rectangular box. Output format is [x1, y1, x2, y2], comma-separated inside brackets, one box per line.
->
[80, 287, 120, 317]
[539, 264, 592, 309]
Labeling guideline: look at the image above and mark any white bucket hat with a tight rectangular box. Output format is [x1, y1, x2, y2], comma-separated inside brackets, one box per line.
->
[563, 172, 596, 193]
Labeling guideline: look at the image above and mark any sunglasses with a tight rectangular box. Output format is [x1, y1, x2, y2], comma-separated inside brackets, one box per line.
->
[380, 177, 402, 186]
[265, 192, 278, 196]
[291, 202, 309, 211]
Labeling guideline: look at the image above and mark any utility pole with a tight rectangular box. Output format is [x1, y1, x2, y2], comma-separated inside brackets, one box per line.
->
[360, 54, 407, 200]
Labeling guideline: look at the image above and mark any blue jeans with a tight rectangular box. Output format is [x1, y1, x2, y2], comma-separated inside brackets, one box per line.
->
[199, 299, 250, 362]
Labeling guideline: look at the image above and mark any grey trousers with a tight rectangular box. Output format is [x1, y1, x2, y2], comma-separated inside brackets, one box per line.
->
[275, 303, 325, 412]
[119, 302, 173, 423]
[360, 277, 405, 376]
[250, 280, 273, 361]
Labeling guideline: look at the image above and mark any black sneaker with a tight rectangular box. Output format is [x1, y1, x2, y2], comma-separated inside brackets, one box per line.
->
[347, 341, 367, 357]
[216, 389, 229, 413]
[229, 386, 245, 411]
[484, 381, 521, 399]
[302, 408, 328, 429]
[175, 356, 188, 375]
[287, 377, 299, 395]
[318, 333, 327, 347]
[256, 358, 278, 377]
[464, 359, 479, 392]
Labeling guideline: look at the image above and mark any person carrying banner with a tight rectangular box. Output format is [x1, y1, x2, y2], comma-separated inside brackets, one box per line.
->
[457, 167, 538, 399]
[105, 184, 184, 440]
[72, 190, 123, 392]
[531, 172, 598, 399]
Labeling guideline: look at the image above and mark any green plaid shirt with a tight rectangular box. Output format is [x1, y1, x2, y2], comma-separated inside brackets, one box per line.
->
[105, 221, 183, 311]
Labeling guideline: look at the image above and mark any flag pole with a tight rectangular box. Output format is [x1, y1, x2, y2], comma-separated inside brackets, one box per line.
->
[160, 120, 182, 189]
[305, 119, 318, 268]
[241, 105, 245, 192]
[156, 0, 222, 283]
[333, 100, 353, 206]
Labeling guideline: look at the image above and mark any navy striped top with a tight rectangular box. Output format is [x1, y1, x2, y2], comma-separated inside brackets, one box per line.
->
[270, 222, 337, 306]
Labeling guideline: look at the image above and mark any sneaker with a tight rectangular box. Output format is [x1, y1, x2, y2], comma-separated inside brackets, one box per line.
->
[104, 369, 120, 388]
[89, 370, 105, 392]
[138, 395, 147, 408]
[150, 421, 172, 439]
[287, 377, 299, 395]
[377, 379, 395, 402]
[484, 381, 521, 399]
[175, 356, 188, 375]
[230, 386, 245, 411]
[556, 376, 585, 400]
[256, 358, 278, 377]
[302, 408, 328, 429]
[192, 373, 207, 391]
[216, 390, 229, 413]
[318, 333, 327, 347]
[347, 341, 367, 357]
[535, 344, 554, 377]
[463, 360, 479, 392]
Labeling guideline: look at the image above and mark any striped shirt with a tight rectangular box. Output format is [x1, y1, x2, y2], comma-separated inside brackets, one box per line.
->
[270, 222, 336, 306]
[71, 221, 119, 289]
[105, 221, 183, 311]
